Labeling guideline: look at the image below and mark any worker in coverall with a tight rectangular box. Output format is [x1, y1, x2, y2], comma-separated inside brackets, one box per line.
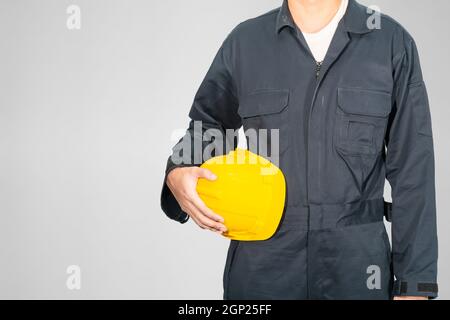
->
[161, 0, 438, 300]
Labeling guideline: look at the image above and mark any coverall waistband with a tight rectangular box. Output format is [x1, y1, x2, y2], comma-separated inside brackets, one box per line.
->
[281, 198, 386, 231]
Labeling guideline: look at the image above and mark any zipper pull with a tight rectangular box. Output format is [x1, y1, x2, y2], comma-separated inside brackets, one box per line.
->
[315, 61, 323, 78]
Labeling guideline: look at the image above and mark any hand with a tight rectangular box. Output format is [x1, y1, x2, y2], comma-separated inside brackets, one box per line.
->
[394, 296, 428, 300]
[166, 167, 227, 234]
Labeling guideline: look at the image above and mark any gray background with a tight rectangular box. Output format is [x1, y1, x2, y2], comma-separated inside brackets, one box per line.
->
[0, 0, 449, 299]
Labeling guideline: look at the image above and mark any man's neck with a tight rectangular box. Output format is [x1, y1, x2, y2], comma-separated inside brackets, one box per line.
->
[288, 0, 342, 33]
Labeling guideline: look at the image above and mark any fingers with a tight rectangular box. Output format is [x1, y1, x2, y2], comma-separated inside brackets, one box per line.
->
[168, 166, 225, 235]
[189, 200, 226, 232]
[184, 201, 226, 233]
[190, 167, 226, 232]
[195, 168, 217, 181]
[190, 192, 224, 223]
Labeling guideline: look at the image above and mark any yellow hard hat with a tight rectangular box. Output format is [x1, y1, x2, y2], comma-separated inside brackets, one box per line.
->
[196, 149, 286, 241]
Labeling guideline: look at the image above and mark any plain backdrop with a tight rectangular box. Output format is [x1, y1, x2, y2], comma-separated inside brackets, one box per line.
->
[0, 0, 449, 299]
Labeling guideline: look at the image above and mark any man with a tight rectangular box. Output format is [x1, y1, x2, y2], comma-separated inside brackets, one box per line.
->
[161, 0, 438, 300]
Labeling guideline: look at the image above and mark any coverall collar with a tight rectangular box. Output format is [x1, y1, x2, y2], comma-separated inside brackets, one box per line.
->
[276, 0, 374, 35]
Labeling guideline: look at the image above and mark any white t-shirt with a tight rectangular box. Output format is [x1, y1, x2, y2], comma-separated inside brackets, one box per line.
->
[302, 0, 349, 62]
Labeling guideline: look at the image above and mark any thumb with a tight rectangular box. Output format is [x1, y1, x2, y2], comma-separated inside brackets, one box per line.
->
[196, 168, 217, 181]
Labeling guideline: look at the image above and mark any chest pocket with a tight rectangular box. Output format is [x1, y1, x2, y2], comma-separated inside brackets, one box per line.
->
[238, 89, 290, 156]
[335, 88, 391, 156]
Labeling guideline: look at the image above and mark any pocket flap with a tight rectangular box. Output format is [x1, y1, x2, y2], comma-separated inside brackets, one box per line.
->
[238, 89, 289, 118]
[338, 88, 391, 118]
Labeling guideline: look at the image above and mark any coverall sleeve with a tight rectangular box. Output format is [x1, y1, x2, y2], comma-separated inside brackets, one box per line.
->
[160, 36, 242, 224]
[386, 35, 438, 298]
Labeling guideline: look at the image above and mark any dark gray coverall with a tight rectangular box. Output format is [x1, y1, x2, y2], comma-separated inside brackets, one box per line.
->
[161, 0, 438, 299]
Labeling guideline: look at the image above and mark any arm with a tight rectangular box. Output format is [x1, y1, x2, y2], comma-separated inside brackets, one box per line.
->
[386, 34, 438, 299]
[161, 34, 242, 230]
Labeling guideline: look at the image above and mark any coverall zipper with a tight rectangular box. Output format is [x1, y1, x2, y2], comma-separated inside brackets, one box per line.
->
[305, 60, 323, 205]
[304, 60, 324, 299]
[315, 61, 323, 79]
